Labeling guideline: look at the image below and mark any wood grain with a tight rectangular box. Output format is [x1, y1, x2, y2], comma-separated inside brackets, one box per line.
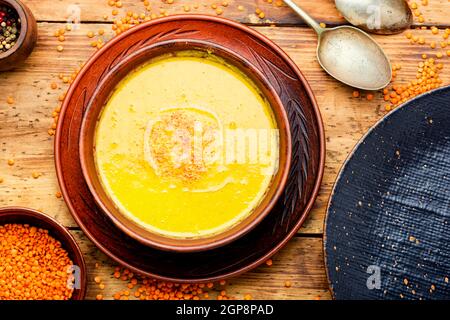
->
[73, 231, 331, 300]
[1, 0, 449, 300]
[1, 23, 449, 234]
[21, 0, 450, 27]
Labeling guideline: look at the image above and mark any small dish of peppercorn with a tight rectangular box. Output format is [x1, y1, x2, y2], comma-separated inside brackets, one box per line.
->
[0, 0, 37, 72]
[0, 4, 20, 52]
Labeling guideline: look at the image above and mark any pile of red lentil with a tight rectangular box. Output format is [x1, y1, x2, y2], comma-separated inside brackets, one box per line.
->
[0, 224, 74, 300]
[353, 0, 448, 111]
[382, 0, 448, 111]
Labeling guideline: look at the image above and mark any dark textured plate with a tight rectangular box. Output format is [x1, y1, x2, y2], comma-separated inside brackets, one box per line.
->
[325, 86, 450, 300]
[55, 15, 325, 282]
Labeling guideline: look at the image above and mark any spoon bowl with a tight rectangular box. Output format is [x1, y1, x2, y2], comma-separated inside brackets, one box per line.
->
[283, 0, 392, 90]
[317, 26, 392, 90]
[335, 0, 413, 35]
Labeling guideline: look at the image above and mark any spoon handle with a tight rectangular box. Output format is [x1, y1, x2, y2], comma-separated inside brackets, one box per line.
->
[283, 0, 324, 35]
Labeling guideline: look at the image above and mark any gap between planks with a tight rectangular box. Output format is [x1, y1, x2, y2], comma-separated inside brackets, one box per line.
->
[22, 0, 450, 28]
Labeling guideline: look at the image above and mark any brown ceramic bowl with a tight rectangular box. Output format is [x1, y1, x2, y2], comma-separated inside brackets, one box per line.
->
[79, 40, 292, 253]
[0, 207, 87, 300]
[0, 0, 37, 71]
[56, 15, 324, 282]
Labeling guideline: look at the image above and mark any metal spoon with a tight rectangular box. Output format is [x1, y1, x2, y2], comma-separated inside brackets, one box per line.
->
[284, 0, 392, 90]
[335, 0, 413, 35]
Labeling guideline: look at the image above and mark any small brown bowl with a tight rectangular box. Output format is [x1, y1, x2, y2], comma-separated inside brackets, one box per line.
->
[79, 40, 292, 253]
[0, 207, 87, 300]
[0, 0, 37, 72]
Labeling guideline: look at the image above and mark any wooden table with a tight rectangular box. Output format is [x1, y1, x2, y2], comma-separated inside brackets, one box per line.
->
[0, 0, 449, 300]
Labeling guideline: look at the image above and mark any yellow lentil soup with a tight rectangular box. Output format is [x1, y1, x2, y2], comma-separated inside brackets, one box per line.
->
[94, 51, 280, 239]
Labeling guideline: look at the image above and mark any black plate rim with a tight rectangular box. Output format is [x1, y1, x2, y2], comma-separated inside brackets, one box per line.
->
[323, 85, 450, 299]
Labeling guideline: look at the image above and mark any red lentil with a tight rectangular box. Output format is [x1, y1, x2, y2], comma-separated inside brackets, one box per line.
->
[0, 224, 74, 300]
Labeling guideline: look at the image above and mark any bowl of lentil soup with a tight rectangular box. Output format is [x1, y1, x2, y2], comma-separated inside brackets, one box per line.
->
[0, 0, 37, 71]
[0, 207, 87, 300]
[56, 15, 324, 281]
[79, 38, 292, 253]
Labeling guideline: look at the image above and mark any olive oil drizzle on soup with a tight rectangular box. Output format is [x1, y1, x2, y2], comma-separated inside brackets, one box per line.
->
[95, 51, 279, 239]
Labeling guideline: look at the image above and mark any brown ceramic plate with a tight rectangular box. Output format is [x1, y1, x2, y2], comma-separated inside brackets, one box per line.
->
[0, 207, 87, 299]
[79, 40, 292, 252]
[56, 15, 325, 282]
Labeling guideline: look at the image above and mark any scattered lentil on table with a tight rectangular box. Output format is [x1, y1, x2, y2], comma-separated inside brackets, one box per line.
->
[102, 267, 239, 300]
[352, 1, 448, 111]
[31, 172, 42, 179]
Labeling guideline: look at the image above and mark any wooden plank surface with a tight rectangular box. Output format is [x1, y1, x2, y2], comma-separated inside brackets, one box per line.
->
[2, 23, 449, 233]
[75, 231, 331, 300]
[21, 0, 450, 27]
[0, 0, 449, 300]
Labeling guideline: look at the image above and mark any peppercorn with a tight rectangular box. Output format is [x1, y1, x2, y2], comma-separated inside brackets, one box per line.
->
[0, 5, 20, 53]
